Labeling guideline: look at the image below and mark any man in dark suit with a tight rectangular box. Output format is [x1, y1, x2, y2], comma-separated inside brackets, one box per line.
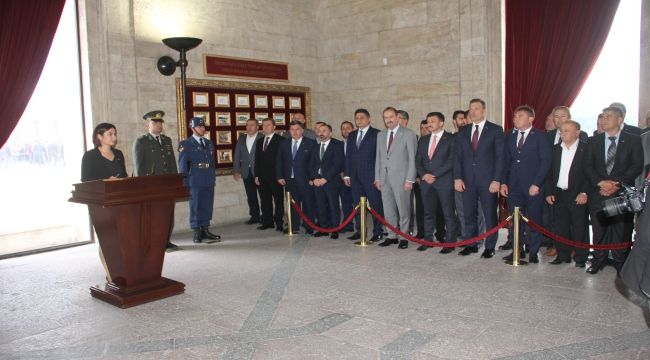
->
[500, 105, 552, 263]
[584, 106, 644, 274]
[610, 102, 642, 136]
[415, 112, 457, 253]
[545, 120, 590, 266]
[282, 112, 317, 140]
[233, 119, 263, 225]
[344, 109, 384, 243]
[277, 120, 316, 234]
[454, 98, 504, 258]
[339, 121, 355, 233]
[133, 110, 179, 249]
[311, 123, 345, 239]
[255, 118, 285, 231]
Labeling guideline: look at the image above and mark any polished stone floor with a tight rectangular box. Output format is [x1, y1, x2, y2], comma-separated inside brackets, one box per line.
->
[1, 223, 649, 360]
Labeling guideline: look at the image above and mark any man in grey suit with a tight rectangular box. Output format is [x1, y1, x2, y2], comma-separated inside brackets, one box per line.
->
[375, 107, 417, 249]
[233, 118, 263, 224]
[282, 112, 316, 140]
[133, 110, 179, 250]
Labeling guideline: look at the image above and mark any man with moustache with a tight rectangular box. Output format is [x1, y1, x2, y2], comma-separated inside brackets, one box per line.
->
[233, 118, 263, 225]
[375, 107, 417, 249]
[584, 106, 643, 275]
[500, 105, 552, 263]
[344, 109, 384, 244]
[415, 112, 457, 252]
[339, 121, 355, 233]
[311, 123, 345, 239]
[454, 98, 504, 258]
[255, 118, 285, 232]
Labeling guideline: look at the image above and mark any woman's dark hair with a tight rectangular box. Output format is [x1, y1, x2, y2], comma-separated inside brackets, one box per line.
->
[92, 123, 116, 147]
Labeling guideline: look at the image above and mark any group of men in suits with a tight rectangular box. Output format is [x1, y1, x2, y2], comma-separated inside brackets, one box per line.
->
[231, 100, 646, 276]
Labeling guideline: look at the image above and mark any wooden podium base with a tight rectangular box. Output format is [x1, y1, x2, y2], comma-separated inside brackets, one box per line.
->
[90, 277, 185, 308]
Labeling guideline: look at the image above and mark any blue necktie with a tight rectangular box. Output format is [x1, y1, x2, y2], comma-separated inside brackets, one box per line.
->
[292, 140, 298, 159]
[356, 130, 363, 148]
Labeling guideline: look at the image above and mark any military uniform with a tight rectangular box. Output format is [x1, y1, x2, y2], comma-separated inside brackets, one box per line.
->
[179, 117, 220, 243]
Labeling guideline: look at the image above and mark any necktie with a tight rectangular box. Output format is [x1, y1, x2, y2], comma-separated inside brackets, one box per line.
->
[387, 131, 394, 153]
[200, 138, 205, 149]
[320, 143, 325, 160]
[263, 137, 270, 151]
[428, 135, 437, 160]
[292, 140, 298, 159]
[606, 136, 617, 174]
[356, 130, 364, 148]
[555, 131, 562, 145]
[155, 135, 162, 146]
[471, 125, 479, 151]
[517, 131, 525, 149]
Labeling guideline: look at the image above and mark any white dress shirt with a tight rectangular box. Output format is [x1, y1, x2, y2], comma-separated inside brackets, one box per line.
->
[470, 119, 487, 141]
[246, 132, 258, 153]
[516, 126, 532, 146]
[428, 129, 444, 156]
[557, 140, 578, 190]
[357, 125, 370, 144]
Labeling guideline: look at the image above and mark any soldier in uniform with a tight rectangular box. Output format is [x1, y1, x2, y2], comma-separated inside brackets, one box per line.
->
[133, 110, 180, 250]
[178, 117, 221, 244]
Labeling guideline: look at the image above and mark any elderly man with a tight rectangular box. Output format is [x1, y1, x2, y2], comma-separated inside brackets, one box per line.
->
[283, 112, 316, 140]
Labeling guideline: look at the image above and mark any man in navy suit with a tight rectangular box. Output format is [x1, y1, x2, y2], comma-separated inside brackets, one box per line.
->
[277, 120, 316, 234]
[339, 121, 355, 233]
[454, 98, 504, 257]
[610, 102, 642, 136]
[584, 106, 644, 275]
[311, 123, 345, 239]
[344, 109, 384, 243]
[500, 105, 552, 263]
[415, 112, 457, 253]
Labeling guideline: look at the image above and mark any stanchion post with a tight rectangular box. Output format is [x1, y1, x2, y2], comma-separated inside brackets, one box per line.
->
[506, 206, 527, 266]
[356, 197, 368, 247]
[286, 191, 293, 236]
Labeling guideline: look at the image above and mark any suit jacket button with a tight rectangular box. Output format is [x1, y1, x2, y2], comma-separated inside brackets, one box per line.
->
[516, 160, 520, 163]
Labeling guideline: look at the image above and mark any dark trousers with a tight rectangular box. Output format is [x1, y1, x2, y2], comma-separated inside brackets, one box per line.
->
[420, 183, 456, 243]
[409, 183, 425, 236]
[435, 197, 446, 241]
[340, 182, 354, 231]
[243, 173, 260, 221]
[189, 186, 214, 228]
[554, 189, 588, 262]
[589, 194, 633, 271]
[259, 176, 284, 227]
[507, 184, 544, 255]
[286, 178, 315, 231]
[462, 183, 498, 250]
[314, 183, 341, 228]
[351, 176, 384, 236]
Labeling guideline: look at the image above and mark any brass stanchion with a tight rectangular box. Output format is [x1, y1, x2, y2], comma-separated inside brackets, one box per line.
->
[356, 197, 368, 247]
[286, 191, 293, 236]
[505, 206, 527, 266]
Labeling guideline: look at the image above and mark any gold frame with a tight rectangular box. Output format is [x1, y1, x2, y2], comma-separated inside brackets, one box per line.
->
[254, 95, 268, 108]
[215, 93, 230, 107]
[216, 112, 231, 126]
[192, 92, 209, 107]
[193, 111, 210, 126]
[216, 131, 232, 145]
[273, 112, 285, 125]
[216, 149, 233, 164]
[272, 96, 285, 109]
[235, 94, 250, 108]
[289, 96, 302, 109]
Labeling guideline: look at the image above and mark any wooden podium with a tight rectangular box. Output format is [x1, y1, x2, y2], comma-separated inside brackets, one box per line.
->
[70, 174, 189, 308]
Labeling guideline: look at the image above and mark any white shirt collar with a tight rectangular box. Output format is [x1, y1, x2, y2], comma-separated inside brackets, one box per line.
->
[430, 129, 444, 137]
[247, 132, 259, 139]
[320, 138, 331, 146]
[516, 126, 532, 134]
[358, 125, 370, 132]
[192, 134, 204, 143]
[562, 140, 578, 151]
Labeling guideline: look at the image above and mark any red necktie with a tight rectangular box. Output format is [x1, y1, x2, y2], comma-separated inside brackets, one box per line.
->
[471, 125, 479, 151]
[428, 135, 437, 160]
[387, 131, 394, 153]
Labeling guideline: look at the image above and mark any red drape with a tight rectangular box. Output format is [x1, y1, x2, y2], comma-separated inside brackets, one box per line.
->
[504, 0, 620, 130]
[0, 0, 66, 149]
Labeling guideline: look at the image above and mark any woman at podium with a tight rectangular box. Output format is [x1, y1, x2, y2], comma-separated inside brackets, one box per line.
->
[81, 123, 127, 182]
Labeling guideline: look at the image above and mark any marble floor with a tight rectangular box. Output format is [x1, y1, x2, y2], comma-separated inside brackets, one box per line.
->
[1, 223, 649, 360]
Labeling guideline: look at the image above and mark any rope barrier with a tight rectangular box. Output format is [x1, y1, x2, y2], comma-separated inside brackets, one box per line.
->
[367, 206, 511, 248]
[523, 216, 632, 250]
[290, 201, 359, 233]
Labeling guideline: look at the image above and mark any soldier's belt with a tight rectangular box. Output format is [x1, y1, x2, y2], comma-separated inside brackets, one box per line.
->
[192, 163, 213, 169]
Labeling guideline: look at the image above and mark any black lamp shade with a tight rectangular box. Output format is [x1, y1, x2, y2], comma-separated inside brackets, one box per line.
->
[161, 37, 202, 52]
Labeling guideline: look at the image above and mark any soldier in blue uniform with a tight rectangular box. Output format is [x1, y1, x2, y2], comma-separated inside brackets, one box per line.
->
[178, 117, 221, 243]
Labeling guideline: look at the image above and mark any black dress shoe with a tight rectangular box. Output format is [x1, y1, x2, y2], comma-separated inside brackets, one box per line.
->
[586, 265, 601, 274]
[276, 225, 284, 232]
[347, 232, 361, 240]
[378, 238, 398, 247]
[330, 232, 339, 239]
[417, 245, 430, 251]
[498, 241, 513, 250]
[192, 229, 203, 243]
[529, 254, 539, 263]
[369, 234, 384, 243]
[313, 231, 328, 237]
[166, 242, 179, 250]
[201, 227, 221, 240]
[398, 240, 408, 249]
[458, 246, 478, 256]
[574, 262, 586, 268]
[245, 218, 260, 225]
[481, 249, 495, 258]
[550, 258, 571, 265]
[502, 251, 526, 261]
[440, 247, 454, 254]
[257, 224, 274, 230]
[305, 229, 314, 235]
[283, 228, 300, 234]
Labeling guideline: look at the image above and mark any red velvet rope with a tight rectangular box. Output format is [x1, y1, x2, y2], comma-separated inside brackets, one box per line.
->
[367, 207, 511, 248]
[290, 201, 358, 233]
[524, 217, 632, 250]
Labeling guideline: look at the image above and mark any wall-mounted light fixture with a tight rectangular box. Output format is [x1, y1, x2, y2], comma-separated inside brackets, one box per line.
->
[157, 37, 203, 115]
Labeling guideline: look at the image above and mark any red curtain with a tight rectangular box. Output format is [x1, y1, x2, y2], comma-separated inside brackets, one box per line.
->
[0, 0, 66, 149]
[504, 0, 620, 130]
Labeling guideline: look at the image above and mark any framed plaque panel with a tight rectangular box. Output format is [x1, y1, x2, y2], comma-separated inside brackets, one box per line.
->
[177, 78, 311, 176]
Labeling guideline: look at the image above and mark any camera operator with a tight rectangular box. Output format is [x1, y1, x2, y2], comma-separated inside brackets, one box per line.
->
[621, 172, 650, 304]
[584, 106, 643, 275]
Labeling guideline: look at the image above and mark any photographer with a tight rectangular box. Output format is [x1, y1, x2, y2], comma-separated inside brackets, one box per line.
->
[584, 107, 643, 275]
[621, 172, 650, 303]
